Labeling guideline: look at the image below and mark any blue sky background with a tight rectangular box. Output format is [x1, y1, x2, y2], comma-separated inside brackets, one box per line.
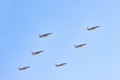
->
[0, 0, 120, 80]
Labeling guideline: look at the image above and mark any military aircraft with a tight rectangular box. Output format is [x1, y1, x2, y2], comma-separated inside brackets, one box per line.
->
[18, 66, 30, 70]
[86, 26, 100, 31]
[39, 33, 52, 38]
[55, 63, 67, 67]
[32, 50, 44, 55]
[74, 44, 87, 48]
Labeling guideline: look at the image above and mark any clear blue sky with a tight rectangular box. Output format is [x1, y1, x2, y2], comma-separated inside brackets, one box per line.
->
[0, 0, 120, 80]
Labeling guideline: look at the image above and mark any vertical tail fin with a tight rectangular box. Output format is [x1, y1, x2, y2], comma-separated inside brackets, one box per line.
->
[74, 45, 77, 48]
[96, 26, 100, 28]
[18, 67, 21, 70]
[31, 52, 34, 55]
[55, 64, 58, 67]
[38, 34, 42, 38]
[86, 27, 89, 31]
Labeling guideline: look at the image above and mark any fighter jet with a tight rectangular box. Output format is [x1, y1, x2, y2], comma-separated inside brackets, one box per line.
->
[18, 66, 30, 70]
[74, 44, 87, 48]
[39, 33, 52, 38]
[55, 63, 67, 67]
[86, 26, 100, 31]
[32, 50, 44, 55]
